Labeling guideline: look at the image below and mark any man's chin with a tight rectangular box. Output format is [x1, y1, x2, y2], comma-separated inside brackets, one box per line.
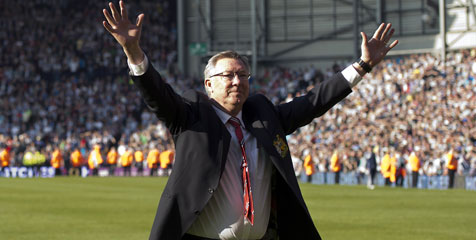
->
[229, 93, 243, 101]
[233, 96, 246, 104]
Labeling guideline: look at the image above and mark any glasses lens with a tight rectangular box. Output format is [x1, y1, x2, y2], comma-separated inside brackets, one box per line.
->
[238, 73, 249, 80]
[212, 72, 249, 80]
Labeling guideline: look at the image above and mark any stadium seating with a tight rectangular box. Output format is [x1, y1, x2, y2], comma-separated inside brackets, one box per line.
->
[0, 1, 474, 185]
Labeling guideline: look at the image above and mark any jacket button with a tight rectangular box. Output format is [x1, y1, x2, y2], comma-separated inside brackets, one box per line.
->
[208, 188, 214, 194]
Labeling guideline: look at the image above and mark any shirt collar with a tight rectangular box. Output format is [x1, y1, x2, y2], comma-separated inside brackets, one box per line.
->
[212, 104, 244, 127]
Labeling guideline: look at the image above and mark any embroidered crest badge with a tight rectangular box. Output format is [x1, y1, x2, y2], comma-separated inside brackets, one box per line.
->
[273, 134, 289, 158]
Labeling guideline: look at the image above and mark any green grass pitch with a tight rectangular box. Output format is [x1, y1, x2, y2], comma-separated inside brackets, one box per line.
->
[1, 177, 475, 240]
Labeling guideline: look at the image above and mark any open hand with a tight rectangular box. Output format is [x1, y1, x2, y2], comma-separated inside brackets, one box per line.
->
[360, 23, 399, 68]
[103, 1, 145, 63]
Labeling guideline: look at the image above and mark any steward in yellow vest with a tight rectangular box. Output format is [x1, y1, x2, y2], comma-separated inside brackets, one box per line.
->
[303, 153, 315, 183]
[0, 148, 10, 167]
[107, 147, 118, 176]
[134, 150, 144, 176]
[159, 150, 174, 176]
[380, 152, 391, 186]
[409, 151, 420, 188]
[88, 145, 104, 176]
[50, 149, 63, 176]
[0, 148, 11, 176]
[147, 148, 160, 176]
[330, 150, 341, 184]
[121, 149, 133, 176]
[446, 149, 457, 189]
[70, 149, 83, 176]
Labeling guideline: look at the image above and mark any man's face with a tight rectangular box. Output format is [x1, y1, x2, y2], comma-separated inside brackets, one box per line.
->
[205, 58, 250, 115]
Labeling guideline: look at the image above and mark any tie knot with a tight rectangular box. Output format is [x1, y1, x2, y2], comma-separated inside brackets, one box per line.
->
[228, 117, 244, 143]
[228, 117, 241, 128]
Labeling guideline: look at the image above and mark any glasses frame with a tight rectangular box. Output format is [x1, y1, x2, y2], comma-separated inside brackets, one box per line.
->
[209, 71, 251, 81]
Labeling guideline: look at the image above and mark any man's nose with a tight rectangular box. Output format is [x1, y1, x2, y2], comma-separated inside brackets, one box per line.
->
[231, 74, 241, 85]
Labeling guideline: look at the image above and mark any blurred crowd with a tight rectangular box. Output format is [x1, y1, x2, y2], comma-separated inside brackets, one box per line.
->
[0, 1, 475, 183]
[0, 0, 178, 176]
[284, 49, 476, 186]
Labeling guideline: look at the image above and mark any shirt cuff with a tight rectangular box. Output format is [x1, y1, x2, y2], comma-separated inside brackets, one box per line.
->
[127, 54, 149, 76]
[341, 65, 363, 88]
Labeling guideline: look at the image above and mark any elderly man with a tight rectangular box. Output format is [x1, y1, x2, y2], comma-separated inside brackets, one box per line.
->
[103, 1, 398, 239]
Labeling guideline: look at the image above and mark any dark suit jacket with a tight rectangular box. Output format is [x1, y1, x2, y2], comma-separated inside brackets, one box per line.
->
[367, 152, 377, 170]
[131, 64, 352, 240]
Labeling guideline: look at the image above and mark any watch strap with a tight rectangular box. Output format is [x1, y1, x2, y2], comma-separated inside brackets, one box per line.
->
[357, 58, 372, 73]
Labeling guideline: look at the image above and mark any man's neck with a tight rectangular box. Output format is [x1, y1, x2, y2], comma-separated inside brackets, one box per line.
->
[210, 99, 241, 117]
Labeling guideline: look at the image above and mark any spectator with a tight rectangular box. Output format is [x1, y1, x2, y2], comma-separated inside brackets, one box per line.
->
[0, 0, 474, 187]
[366, 146, 378, 189]
[395, 151, 406, 187]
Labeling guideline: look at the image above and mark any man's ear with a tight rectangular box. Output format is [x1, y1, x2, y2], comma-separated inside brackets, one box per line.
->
[204, 78, 212, 93]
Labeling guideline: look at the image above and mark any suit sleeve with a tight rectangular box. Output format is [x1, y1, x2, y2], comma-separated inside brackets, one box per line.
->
[275, 72, 353, 135]
[130, 64, 190, 135]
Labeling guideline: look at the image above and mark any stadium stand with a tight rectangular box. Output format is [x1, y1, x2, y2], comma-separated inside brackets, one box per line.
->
[0, 0, 177, 171]
[0, 1, 474, 189]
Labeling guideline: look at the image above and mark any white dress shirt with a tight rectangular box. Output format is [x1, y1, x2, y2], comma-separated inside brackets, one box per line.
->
[186, 108, 272, 239]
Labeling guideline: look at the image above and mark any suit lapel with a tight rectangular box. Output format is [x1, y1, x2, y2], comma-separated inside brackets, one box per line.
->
[242, 110, 283, 163]
[202, 97, 231, 176]
[242, 100, 295, 186]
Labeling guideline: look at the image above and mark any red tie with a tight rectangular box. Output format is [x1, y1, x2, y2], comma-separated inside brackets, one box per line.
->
[228, 117, 254, 225]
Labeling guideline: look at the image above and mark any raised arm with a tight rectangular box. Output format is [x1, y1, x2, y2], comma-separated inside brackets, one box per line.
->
[102, 0, 145, 64]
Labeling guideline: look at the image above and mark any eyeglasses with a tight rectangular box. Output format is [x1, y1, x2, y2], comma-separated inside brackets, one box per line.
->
[210, 71, 251, 81]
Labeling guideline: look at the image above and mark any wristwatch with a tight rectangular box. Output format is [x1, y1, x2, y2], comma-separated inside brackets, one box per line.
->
[357, 58, 372, 73]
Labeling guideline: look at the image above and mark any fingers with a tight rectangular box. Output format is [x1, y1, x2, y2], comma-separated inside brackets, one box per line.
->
[383, 28, 395, 44]
[360, 32, 368, 44]
[136, 13, 145, 28]
[102, 21, 114, 34]
[372, 23, 386, 40]
[387, 40, 399, 50]
[373, 23, 393, 42]
[372, 23, 396, 47]
[384, 40, 399, 55]
[120, 0, 128, 21]
[380, 23, 392, 40]
[103, 8, 116, 26]
[109, 2, 120, 22]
